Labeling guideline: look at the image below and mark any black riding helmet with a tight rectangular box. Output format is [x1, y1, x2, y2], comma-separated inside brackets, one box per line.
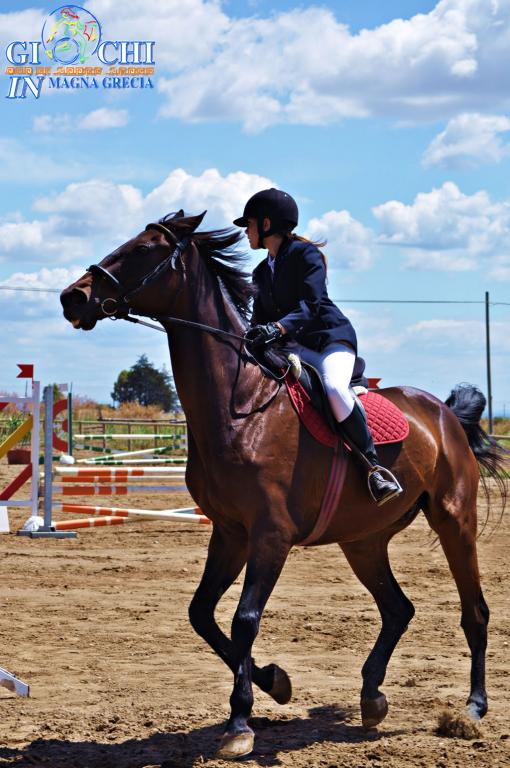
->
[233, 188, 299, 248]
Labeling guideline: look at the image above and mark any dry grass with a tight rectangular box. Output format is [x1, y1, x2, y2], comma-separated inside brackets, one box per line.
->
[73, 400, 180, 421]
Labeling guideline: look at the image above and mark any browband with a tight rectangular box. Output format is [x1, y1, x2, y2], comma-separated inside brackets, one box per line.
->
[145, 222, 178, 245]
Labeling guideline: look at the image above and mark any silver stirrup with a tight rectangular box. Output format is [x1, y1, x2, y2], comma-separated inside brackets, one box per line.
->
[367, 465, 403, 507]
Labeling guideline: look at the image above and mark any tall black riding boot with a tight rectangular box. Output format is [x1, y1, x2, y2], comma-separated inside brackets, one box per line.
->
[338, 402, 403, 506]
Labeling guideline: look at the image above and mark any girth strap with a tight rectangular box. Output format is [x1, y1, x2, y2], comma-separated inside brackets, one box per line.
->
[298, 440, 347, 546]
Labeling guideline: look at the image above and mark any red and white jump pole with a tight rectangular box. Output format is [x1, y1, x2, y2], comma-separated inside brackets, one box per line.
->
[53, 502, 209, 523]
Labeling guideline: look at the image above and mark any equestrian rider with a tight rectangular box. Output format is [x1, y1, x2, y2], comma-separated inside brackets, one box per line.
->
[233, 188, 402, 506]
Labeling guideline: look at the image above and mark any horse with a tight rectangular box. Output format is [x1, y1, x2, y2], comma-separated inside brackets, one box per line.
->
[60, 210, 507, 759]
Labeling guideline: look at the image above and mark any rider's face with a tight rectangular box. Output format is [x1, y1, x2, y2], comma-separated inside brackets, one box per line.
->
[246, 217, 270, 249]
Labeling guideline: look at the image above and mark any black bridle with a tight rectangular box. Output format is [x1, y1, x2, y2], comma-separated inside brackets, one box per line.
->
[86, 220, 293, 382]
[87, 221, 248, 344]
[88, 222, 186, 316]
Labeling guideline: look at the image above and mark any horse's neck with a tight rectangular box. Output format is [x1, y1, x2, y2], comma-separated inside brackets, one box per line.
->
[164, 251, 254, 450]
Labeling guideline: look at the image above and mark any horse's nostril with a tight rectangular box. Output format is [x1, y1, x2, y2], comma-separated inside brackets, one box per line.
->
[60, 287, 87, 309]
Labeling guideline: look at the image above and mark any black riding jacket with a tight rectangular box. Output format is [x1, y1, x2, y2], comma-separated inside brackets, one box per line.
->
[251, 237, 358, 353]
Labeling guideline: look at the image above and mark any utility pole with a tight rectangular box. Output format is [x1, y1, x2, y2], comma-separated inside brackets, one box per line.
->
[485, 291, 493, 433]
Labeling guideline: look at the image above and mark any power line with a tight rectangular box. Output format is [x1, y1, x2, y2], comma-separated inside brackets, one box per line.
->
[334, 299, 510, 306]
[0, 286, 60, 293]
[0, 284, 509, 306]
[333, 298, 485, 304]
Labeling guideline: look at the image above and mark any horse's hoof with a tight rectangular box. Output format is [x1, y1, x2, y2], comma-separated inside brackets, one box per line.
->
[267, 664, 292, 705]
[361, 693, 388, 729]
[217, 729, 255, 760]
[466, 699, 487, 720]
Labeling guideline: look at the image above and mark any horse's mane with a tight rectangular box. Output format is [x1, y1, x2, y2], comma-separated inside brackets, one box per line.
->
[159, 212, 255, 321]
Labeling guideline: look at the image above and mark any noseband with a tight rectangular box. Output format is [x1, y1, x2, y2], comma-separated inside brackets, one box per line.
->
[87, 222, 189, 317]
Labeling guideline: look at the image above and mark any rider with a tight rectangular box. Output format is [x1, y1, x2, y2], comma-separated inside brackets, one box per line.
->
[233, 188, 402, 506]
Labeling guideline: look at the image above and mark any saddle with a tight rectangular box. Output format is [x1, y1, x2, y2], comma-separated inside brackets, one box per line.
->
[249, 343, 409, 447]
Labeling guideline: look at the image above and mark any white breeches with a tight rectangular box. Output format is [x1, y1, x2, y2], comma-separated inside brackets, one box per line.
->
[296, 342, 356, 423]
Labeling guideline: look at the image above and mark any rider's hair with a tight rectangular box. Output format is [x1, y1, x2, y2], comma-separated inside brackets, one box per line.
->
[287, 232, 328, 268]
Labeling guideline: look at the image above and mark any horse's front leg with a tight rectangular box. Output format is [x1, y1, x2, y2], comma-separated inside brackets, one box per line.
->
[189, 524, 292, 706]
[217, 526, 292, 759]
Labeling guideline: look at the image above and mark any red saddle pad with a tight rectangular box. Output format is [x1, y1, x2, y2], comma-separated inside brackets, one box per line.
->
[285, 378, 409, 448]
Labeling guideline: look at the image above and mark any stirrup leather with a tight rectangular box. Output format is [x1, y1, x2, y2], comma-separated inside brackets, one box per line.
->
[367, 465, 403, 506]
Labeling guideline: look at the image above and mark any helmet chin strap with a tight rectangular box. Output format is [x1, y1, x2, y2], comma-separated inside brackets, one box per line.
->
[256, 216, 283, 249]
[256, 217, 266, 249]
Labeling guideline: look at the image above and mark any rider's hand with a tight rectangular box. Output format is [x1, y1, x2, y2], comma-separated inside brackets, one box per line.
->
[245, 322, 283, 348]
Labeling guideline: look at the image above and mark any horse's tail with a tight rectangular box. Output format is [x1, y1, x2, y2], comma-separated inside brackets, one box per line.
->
[446, 383, 508, 524]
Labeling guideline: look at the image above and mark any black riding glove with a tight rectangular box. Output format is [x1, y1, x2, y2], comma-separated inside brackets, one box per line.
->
[245, 322, 282, 348]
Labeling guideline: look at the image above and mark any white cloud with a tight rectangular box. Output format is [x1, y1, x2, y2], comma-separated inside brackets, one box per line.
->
[405, 318, 510, 352]
[33, 114, 72, 132]
[3, 1, 510, 131]
[0, 9, 43, 56]
[34, 179, 144, 238]
[373, 181, 510, 277]
[490, 261, 510, 281]
[0, 214, 91, 265]
[0, 266, 85, 322]
[423, 112, 510, 168]
[305, 210, 375, 270]
[346, 308, 405, 354]
[353, 313, 510, 364]
[0, 266, 84, 292]
[33, 168, 274, 235]
[5, 171, 510, 281]
[155, 0, 510, 130]
[88, 0, 229, 71]
[400, 249, 477, 271]
[0, 169, 274, 266]
[142, 168, 273, 226]
[81, 107, 129, 129]
[0, 217, 45, 251]
[33, 108, 129, 132]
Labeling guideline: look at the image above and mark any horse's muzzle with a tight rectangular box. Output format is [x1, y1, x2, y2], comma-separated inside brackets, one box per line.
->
[60, 286, 98, 330]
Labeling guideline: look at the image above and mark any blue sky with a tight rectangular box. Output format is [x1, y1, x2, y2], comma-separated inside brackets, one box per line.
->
[0, 0, 509, 414]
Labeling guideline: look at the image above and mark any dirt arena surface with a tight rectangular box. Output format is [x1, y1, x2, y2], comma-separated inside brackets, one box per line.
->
[0, 464, 508, 768]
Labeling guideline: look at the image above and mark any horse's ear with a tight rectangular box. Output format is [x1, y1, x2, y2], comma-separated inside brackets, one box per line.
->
[183, 210, 206, 232]
[159, 209, 206, 233]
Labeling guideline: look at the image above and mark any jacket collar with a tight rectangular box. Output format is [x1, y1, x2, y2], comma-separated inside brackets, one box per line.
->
[266, 237, 291, 278]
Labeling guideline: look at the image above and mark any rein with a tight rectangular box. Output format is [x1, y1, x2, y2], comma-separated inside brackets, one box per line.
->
[123, 315, 292, 383]
[123, 313, 247, 343]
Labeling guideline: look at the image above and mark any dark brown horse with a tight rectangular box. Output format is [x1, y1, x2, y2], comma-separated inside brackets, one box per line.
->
[60, 212, 507, 759]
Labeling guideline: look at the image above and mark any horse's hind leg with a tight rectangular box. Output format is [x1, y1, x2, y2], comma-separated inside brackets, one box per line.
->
[341, 534, 415, 729]
[188, 524, 292, 705]
[426, 492, 489, 719]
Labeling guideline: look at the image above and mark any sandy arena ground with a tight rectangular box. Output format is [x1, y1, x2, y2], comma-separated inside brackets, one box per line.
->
[0, 461, 508, 768]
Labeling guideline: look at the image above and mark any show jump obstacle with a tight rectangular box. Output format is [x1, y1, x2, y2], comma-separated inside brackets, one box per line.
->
[0, 365, 206, 698]
[0, 364, 40, 528]
[0, 366, 207, 535]
[0, 667, 29, 697]
[0, 364, 36, 697]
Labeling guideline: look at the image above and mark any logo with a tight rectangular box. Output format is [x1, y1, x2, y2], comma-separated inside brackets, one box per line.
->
[42, 6, 101, 65]
[4, 5, 155, 100]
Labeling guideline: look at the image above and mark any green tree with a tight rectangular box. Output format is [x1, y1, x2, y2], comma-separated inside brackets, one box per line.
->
[111, 355, 179, 411]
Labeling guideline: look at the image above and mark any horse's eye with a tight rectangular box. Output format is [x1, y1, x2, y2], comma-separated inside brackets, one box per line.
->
[134, 244, 149, 255]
